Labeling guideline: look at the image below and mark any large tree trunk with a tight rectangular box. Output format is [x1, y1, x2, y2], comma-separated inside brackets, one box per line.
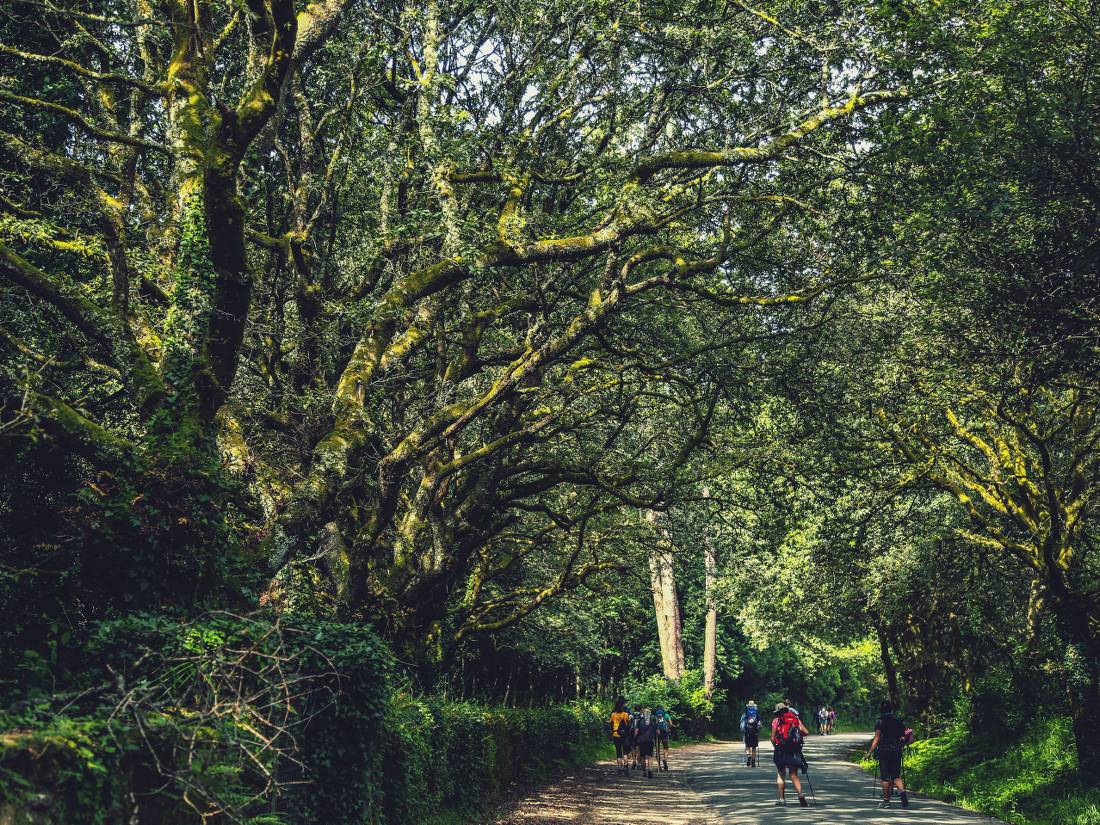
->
[1067, 648, 1100, 782]
[702, 489, 717, 699]
[648, 510, 685, 681]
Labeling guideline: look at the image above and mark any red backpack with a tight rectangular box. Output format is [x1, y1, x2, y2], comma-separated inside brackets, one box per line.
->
[772, 711, 804, 751]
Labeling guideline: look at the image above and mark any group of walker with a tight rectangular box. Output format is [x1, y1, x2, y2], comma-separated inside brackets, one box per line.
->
[610, 695, 914, 808]
[609, 698, 672, 778]
[739, 697, 913, 808]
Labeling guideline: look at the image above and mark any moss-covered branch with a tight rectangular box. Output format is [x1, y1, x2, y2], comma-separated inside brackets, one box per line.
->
[0, 240, 164, 412]
[633, 88, 907, 181]
[0, 88, 167, 153]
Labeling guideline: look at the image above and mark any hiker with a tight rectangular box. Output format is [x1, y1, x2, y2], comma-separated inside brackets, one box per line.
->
[654, 706, 672, 771]
[816, 706, 827, 736]
[866, 700, 910, 809]
[740, 700, 763, 766]
[771, 701, 811, 807]
[610, 697, 633, 776]
[827, 706, 837, 734]
[783, 697, 800, 717]
[634, 707, 659, 778]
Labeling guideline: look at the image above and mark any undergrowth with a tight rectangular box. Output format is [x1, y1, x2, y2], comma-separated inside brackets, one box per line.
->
[865, 717, 1100, 825]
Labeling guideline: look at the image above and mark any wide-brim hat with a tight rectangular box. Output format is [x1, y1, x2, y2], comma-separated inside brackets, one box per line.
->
[747, 701, 757, 707]
[774, 702, 787, 712]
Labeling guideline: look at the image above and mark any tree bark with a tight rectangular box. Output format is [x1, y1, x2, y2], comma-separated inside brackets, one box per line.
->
[877, 623, 901, 709]
[1067, 650, 1100, 782]
[702, 489, 717, 699]
[648, 510, 685, 681]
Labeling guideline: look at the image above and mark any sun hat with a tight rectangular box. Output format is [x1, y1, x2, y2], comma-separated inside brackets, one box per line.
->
[774, 702, 787, 712]
[747, 700, 757, 708]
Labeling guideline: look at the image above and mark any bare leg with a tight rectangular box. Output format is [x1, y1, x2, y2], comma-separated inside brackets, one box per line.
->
[789, 769, 804, 798]
[882, 780, 892, 801]
[776, 767, 786, 799]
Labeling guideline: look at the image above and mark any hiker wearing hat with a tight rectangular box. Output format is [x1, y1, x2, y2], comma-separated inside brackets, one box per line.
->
[739, 700, 763, 767]
[634, 707, 659, 778]
[771, 701, 810, 806]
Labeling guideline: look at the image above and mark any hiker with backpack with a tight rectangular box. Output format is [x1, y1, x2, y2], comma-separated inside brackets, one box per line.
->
[610, 697, 633, 776]
[865, 700, 912, 809]
[827, 706, 837, 734]
[634, 707, 659, 778]
[739, 700, 763, 767]
[816, 706, 827, 736]
[654, 706, 672, 771]
[771, 701, 811, 807]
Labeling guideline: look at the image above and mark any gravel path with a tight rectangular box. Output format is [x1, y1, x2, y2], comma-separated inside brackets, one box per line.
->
[492, 732, 1006, 825]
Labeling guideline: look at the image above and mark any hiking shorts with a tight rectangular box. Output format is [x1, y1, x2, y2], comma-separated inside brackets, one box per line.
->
[878, 747, 902, 781]
[658, 731, 670, 745]
[744, 731, 759, 748]
[638, 741, 654, 758]
[773, 747, 803, 772]
[614, 739, 628, 758]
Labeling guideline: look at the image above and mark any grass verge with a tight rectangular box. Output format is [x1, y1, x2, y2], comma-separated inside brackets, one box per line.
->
[859, 718, 1100, 824]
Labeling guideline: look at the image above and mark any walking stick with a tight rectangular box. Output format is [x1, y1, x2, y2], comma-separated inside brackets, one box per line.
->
[802, 762, 817, 806]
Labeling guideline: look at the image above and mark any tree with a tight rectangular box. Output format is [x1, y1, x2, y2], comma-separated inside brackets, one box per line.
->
[1, 0, 911, 670]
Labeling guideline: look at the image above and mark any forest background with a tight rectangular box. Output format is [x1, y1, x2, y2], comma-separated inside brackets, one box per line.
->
[0, 0, 1097, 822]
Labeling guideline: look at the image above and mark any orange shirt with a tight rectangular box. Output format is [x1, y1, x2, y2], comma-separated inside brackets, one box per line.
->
[610, 711, 631, 738]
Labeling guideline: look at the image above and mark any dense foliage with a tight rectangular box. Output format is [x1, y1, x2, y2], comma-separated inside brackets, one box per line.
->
[1, 0, 1097, 822]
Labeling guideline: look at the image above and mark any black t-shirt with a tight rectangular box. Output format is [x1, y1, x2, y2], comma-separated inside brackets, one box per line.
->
[875, 713, 905, 750]
[635, 717, 657, 744]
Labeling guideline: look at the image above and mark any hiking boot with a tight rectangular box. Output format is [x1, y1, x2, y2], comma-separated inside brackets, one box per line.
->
[662, 760, 668, 771]
[879, 800, 890, 808]
[901, 792, 909, 808]
[799, 796, 808, 807]
[775, 799, 784, 807]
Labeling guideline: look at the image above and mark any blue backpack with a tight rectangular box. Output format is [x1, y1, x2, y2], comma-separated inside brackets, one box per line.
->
[656, 711, 670, 734]
[743, 705, 760, 733]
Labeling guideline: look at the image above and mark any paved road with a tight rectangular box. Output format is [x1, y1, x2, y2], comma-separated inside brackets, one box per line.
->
[685, 732, 1003, 824]
[496, 732, 1005, 824]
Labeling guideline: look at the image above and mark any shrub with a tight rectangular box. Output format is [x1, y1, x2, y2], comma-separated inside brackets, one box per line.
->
[1, 615, 608, 825]
[373, 698, 607, 824]
[1, 613, 392, 825]
[622, 669, 720, 738]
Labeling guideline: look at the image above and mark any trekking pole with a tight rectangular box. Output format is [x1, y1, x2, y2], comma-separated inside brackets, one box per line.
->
[802, 758, 817, 807]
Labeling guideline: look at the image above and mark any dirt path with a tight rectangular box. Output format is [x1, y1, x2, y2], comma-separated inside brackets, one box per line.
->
[491, 742, 718, 825]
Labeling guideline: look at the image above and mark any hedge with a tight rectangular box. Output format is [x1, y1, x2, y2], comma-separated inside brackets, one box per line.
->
[0, 614, 609, 825]
[374, 697, 607, 824]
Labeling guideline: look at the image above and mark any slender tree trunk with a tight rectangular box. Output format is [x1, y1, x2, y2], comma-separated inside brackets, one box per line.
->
[647, 510, 685, 680]
[702, 489, 717, 699]
[876, 623, 901, 708]
[703, 551, 717, 696]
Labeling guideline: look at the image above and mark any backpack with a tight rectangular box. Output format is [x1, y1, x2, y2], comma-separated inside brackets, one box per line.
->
[656, 713, 670, 734]
[610, 713, 629, 740]
[772, 712, 803, 751]
[743, 706, 760, 734]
